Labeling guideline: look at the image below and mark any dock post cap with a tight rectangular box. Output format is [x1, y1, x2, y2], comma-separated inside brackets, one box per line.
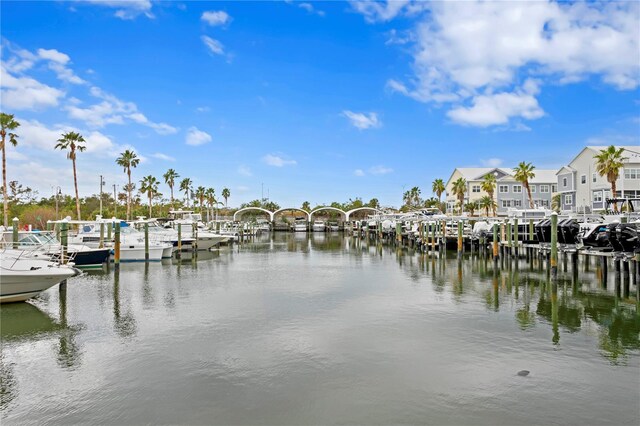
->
[12, 217, 18, 221]
[550, 212, 558, 216]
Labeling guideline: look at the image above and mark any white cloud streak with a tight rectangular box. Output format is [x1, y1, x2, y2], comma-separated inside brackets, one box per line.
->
[201, 10, 231, 26]
[185, 127, 212, 146]
[262, 154, 297, 167]
[342, 110, 382, 130]
[201, 35, 224, 55]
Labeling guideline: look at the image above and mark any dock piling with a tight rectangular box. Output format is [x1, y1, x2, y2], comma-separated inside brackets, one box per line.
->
[114, 222, 121, 268]
[144, 221, 149, 261]
[12, 217, 18, 249]
[550, 212, 558, 279]
[60, 221, 68, 263]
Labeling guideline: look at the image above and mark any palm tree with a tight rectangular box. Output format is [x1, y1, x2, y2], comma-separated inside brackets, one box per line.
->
[551, 194, 561, 213]
[452, 177, 466, 214]
[205, 187, 216, 221]
[222, 187, 230, 207]
[55, 131, 86, 220]
[163, 168, 179, 207]
[479, 195, 495, 217]
[115, 150, 140, 220]
[432, 178, 445, 205]
[410, 186, 421, 207]
[402, 190, 411, 207]
[465, 201, 478, 216]
[1, 113, 20, 227]
[179, 178, 192, 207]
[513, 162, 536, 209]
[481, 173, 497, 216]
[195, 186, 206, 215]
[139, 175, 159, 217]
[594, 146, 627, 213]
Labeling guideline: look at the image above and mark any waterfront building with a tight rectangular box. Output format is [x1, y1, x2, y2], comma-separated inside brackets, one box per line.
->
[556, 146, 640, 213]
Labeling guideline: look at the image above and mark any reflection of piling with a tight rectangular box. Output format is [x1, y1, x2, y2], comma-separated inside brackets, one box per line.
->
[550, 212, 558, 279]
[601, 256, 608, 287]
[144, 221, 149, 261]
[114, 222, 121, 269]
[457, 221, 463, 260]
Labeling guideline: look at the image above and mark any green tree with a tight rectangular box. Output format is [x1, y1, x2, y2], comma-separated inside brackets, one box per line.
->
[513, 162, 536, 209]
[465, 201, 478, 216]
[1, 113, 20, 227]
[116, 150, 140, 220]
[195, 186, 206, 215]
[479, 195, 496, 217]
[551, 193, 561, 213]
[139, 175, 159, 217]
[55, 131, 86, 220]
[452, 177, 467, 214]
[301, 201, 311, 212]
[481, 173, 497, 216]
[205, 187, 216, 221]
[222, 187, 230, 207]
[432, 178, 445, 207]
[163, 168, 179, 207]
[594, 146, 627, 213]
[179, 178, 193, 207]
[367, 198, 380, 209]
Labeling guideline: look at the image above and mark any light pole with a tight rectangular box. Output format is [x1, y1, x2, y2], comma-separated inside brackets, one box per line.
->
[99, 175, 106, 217]
[113, 184, 118, 218]
[54, 186, 61, 220]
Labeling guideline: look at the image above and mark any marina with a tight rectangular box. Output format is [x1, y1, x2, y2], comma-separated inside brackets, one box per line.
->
[1, 232, 638, 424]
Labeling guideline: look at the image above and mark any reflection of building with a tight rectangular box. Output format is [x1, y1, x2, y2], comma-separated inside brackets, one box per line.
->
[556, 146, 640, 213]
[444, 167, 557, 214]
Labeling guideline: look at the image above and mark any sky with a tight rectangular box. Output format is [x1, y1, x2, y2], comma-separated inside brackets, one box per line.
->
[1, 0, 639, 208]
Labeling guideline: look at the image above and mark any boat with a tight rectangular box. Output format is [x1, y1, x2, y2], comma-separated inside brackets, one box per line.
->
[1, 230, 110, 269]
[292, 217, 307, 232]
[576, 222, 611, 250]
[328, 221, 340, 232]
[167, 211, 230, 249]
[312, 220, 326, 232]
[614, 222, 639, 253]
[1, 249, 80, 303]
[558, 218, 580, 245]
[130, 218, 195, 252]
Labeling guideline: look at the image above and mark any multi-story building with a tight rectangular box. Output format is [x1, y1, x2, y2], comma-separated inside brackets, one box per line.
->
[556, 146, 640, 213]
[444, 167, 511, 213]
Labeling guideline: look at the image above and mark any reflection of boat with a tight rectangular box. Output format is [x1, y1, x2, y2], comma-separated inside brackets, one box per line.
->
[312, 220, 326, 232]
[1, 250, 79, 303]
[292, 218, 307, 232]
[0, 302, 64, 340]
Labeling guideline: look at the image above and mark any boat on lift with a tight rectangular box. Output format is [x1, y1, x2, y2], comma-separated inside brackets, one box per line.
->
[292, 217, 308, 232]
[312, 220, 326, 232]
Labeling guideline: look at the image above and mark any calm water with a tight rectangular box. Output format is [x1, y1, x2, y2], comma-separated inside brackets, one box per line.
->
[1, 233, 639, 425]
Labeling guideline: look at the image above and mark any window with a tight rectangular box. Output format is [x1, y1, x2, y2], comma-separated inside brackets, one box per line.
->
[592, 173, 597, 183]
[624, 168, 638, 179]
[581, 174, 586, 184]
[499, 185, 509, 193]
[501, 200, 512, 208]
[552, 184, 557, 192]
[593, 191, 603, 203]
[540, 185, 549, 193]
[514, 199, 522, 207]
[531, 185, 536, 193]
[472, 185, 481, 193]
[539, 200, 550, 208]
[513, 185, 522, 193]
[562, 177, 567, 187]
[564, 194, 573, 205]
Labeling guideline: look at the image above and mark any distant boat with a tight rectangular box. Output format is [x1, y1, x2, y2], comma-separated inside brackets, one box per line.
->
[312, 220, 326, 232]
[328, 221, 340, 232]
[292, 217, 308, 232]
[1, 250, 79, 303]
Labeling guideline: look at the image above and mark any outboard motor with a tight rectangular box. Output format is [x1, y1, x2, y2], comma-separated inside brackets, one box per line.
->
[606, 222, 623, 252]
[614, 223, 639, 253]
[558, 219, 580, 245]
[535, 219, 551, 243]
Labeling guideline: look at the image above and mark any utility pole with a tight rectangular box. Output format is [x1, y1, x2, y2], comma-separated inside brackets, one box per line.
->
[113, 184, 118, 218]
[54, 186, 61, 220]
[99, 175, 105, 217]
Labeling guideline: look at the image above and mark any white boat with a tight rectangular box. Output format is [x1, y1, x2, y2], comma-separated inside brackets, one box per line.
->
[130, 218, 195, 252]
[167, 211, 230, 249]
[292, 218, 308, 232]
[312, 220, 326, 232]
[1, 250, 79, 303]
[328, 221, 340, 232]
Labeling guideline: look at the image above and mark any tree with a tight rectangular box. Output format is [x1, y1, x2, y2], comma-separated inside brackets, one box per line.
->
[465, 201, 478, 216]
[1, 113, 20, 227]
[301, 201, 311, 212]
[179, 178, 192, 207]
[452, 177, 467, 214]
[116, 150, 140, 220]
[481, 173, 497, 216]
[163, 169, 179, 207]
[432, 178, 445, 205]
[205, 187, 216, 221]
[222, 187, 230, 207]
[410, 186, 421, 207]
[513, 161, 536, 209]
[594, 146, 627, 213]
[367, 198, 380, 209]
[551, 194, 561, 213]
[139, 175, 159, 217]
[479, 195, 496, 217]
[195, 186, 206, 215]
[55, 131, 86, 220]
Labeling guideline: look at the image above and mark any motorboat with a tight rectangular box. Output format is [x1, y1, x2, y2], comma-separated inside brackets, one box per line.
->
[1, 249, 80, 303]
[1, 230, 110, 269]
[166, 211, 230, 249]
[312, 220, 326, 232]
[328, 221, 340, 232]
[558, 219, 580, 245]
[614, 222, 639, 253]
[130, 218, 195, 252]
[576, 222, 611, 250]
[292, 217, 307, 232]
[72, 221, 171, 261]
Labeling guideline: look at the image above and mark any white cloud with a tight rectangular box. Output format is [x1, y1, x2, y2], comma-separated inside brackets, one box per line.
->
[262, 154, 297, 167]
[349, 0, 410, 22]
[36, 48, 69, 64]
[342, 110, 382, 130]
[201, 10, 231, 26]
[185, 127, 212, 146]
[83, 0, 154, 19]
[353, 169, 365, 177]
[201, 35, 224, 55]
[298, 3, 325, 17]
[65, 86, 177, 134]
[368, 1, 640, 127]
[152, 153, 176, 162]
[196, 106, 210, 113]
[480, 158, 503, 168]
[369, 165, 393, 175]
[0, 66, 65, 110]
[237, 165, 253, 176]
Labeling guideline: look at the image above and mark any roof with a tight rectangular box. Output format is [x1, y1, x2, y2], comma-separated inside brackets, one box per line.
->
[574, 146, 640, 164]
[497, 169, 558, 183]
[447, 167, 512, 184]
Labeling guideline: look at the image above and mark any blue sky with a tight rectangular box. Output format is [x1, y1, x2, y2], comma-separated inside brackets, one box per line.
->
[1, 0, 639, 208]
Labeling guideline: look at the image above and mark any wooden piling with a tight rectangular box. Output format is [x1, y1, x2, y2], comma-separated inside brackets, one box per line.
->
[431, 221, 436, 252]
[99, 222, 105, 249]
[492, 223, 499, 263]
[114, 222, 121, 268]
[457, 221, 463, 259]
[12, 217, 18, 249]
[60, 221, 68, 263]
[513, 218, 519, 258]
[107, 221, 112, 241]
[550, 212, 558, 278]
[528, 218, 534, 241]
[177, 223, 182, 253]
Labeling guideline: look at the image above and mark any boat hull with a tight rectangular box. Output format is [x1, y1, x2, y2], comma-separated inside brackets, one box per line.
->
[1, 266, 77, 303]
